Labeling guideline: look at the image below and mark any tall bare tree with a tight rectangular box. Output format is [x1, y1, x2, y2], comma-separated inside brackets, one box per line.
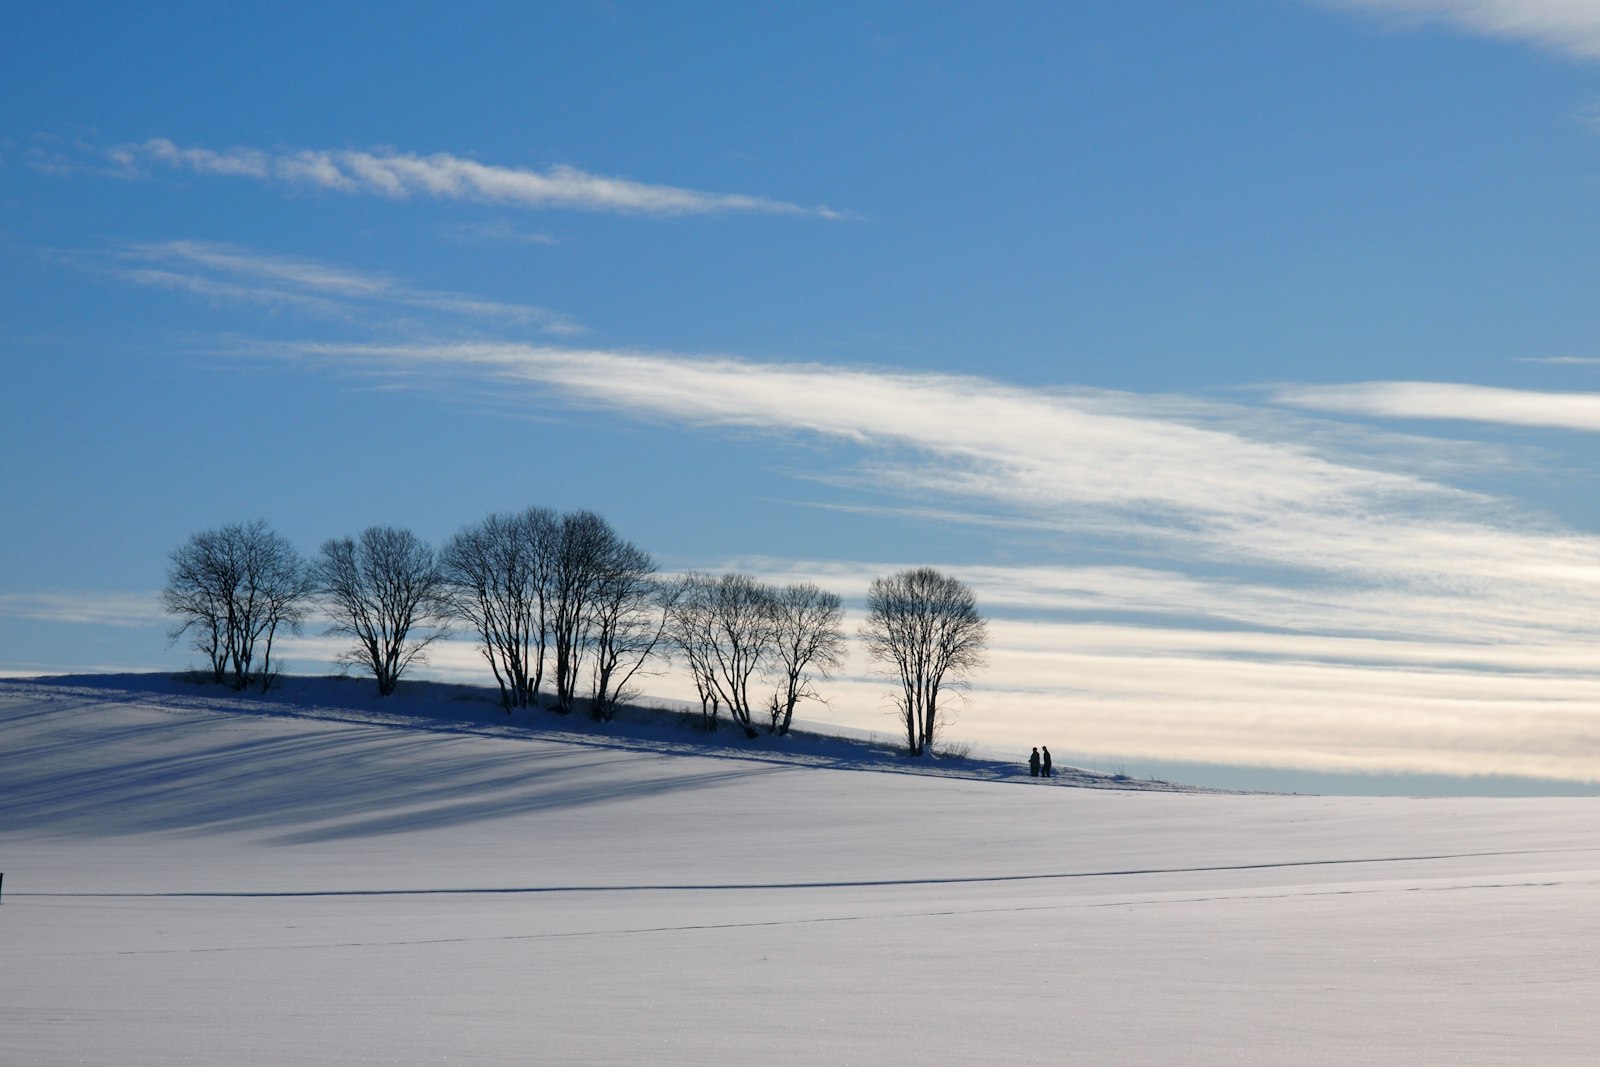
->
[861, 567, 988, 757]
[766, 582, 846, 736]
[665, 572, 725, 730]
[548, 510, 618, 714]
[440, 508, 555, 710]
[667, 572, 778, 737]
[315, 526, 448, 696]
[163, 520, 313, 692]
[588, 541, 674, 721]
[163, 531, 233, 684]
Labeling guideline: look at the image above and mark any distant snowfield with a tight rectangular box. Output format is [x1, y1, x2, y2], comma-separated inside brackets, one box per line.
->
[2, 678, 1597, 1065]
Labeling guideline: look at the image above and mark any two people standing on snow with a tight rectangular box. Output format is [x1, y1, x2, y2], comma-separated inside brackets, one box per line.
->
[1028, 746, 1053, 778]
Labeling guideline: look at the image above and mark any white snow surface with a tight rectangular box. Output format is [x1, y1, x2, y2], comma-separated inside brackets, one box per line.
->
[2, 676, 1598, 1065]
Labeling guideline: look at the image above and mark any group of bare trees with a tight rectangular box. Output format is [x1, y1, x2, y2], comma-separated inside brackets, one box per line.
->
[163, 520, 316, 692]
[163, 510, 662, 713]
[164, 520, 446, 695]
[438, 507, 667, 717]
[666, 574, 846, 737]
[164, 513, 990, 756]
[663, 565, 987, 754]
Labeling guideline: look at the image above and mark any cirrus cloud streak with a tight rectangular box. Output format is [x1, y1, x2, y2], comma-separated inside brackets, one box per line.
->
[1276, 380, 1600, 432]
[278, 341, 1579, 589]
[106, 241, 585, 335]
[111, 139, 848, 219]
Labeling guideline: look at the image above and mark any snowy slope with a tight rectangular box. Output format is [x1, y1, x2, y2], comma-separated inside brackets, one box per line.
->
[2, 678, 1597, 1065]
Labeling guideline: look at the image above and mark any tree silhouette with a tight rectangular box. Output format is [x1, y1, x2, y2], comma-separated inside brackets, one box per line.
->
[861, 567, 987, 756]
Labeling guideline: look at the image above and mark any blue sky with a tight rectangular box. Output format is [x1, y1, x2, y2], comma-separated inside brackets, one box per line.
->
[8, 1, 1600, 792]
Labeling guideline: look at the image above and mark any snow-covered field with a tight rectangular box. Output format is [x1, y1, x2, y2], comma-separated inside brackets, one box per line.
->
[3, 677, 1597, 1065]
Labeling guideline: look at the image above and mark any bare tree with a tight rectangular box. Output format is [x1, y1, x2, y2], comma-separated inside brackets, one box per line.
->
[766, 582, 846, 736]
[665, 572, 724, 730]
[667, 572, 777, 737]
[315, 526, 448, 696]
[588, 541, 675, 721]
[244, 530, 314, 692]
[520, 508, 559, 702]
[162, 520, 313, 692]
[548, 510, 618, 714]
[861, 567, 988, 757]
[163, 532, 233, 684]
[440, 508, 555, 710]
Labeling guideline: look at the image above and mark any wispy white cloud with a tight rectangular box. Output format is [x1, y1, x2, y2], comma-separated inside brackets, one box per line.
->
[110, 241, 584, 335]
[137, 241, 390, 298]
[115, 267, 350, 317]
[1318, 0, 1600, 60]
[112, 139, 848, 219]
[1523, 354, 1600, 365]
[1276, 380, 1600, 432]
[274, 343, 1555, 584]
[253, 344, 1600, 611]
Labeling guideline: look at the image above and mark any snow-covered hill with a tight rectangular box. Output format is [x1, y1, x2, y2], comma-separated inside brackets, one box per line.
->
[3, 676, 1597, 1064]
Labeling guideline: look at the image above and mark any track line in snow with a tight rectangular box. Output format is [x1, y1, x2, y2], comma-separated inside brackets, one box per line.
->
[13, 846, 1597, 899]
[71, 875, 1596, 958]
[1086, 877, 1588, 909]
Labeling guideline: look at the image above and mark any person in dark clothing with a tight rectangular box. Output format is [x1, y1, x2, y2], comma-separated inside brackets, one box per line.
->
[1028, 747, 1041, 777]
[1041, 746, 1053, 778]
